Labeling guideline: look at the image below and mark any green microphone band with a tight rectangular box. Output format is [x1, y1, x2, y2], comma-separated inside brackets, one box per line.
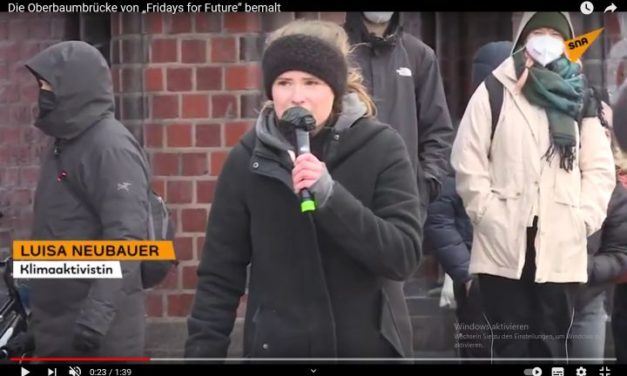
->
[301, 199, 316, 213]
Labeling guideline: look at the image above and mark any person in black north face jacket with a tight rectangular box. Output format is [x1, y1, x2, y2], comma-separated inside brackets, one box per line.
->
[24, 41, 149, 357]
[185, 24, 422, 359]
[344, 12, 454, 215]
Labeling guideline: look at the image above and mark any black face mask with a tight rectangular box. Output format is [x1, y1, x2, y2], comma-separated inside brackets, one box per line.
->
[38, 89, 56, 119]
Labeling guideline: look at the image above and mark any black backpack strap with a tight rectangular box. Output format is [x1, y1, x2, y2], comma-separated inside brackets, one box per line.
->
[484, 73, 504, 141]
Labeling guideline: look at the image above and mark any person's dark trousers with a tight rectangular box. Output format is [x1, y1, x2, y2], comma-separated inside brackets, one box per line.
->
[478, 220, 579, 360]
[453, 277, 491, 360]
[613, 283, 627, 363]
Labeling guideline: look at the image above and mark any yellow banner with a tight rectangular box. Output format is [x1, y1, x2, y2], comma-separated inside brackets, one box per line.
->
[13, 241, 175, 260]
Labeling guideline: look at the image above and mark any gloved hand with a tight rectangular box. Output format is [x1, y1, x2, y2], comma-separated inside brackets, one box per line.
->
[309, 162, 334, 208]
[72, 324, 103, 352]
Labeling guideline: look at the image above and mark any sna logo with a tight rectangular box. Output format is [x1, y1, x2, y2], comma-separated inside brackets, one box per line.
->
[568, 38, 589, 49]
[564, 28, 604, 62]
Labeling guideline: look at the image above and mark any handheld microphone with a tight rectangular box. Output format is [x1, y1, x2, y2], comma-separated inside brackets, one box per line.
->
[278, 107, 317, 213]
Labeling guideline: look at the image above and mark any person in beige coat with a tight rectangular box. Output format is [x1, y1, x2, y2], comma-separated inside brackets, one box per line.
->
[451, 12, 616, 360]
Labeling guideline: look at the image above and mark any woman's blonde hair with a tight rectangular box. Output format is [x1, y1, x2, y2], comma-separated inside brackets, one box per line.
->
[514, 52, 535, 93]
[263, 19, 376, 117]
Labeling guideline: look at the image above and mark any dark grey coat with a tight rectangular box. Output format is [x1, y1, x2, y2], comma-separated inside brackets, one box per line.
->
[577, 183, 627, 309]
[25, 41, 148, 357]
[185, 96, 422, 358]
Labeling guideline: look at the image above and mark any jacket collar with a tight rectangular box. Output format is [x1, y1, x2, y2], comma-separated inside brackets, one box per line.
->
[344, 12, 401, 51]
[492, 56, 540, 144]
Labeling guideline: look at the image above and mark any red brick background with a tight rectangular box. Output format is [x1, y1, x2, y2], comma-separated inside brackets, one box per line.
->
[0, 13, 77, 250]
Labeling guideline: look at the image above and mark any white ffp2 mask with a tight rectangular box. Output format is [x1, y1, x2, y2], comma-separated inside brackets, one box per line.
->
[363, 12, 394, 24]
[525, 34, 565, 66]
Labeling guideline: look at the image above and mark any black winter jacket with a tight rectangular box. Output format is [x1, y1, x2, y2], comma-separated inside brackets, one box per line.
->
[185, 97, 422, 358]
[424, 176, 473, 284]
[577, 184, 627, 308]
[344, 12, 454, 208]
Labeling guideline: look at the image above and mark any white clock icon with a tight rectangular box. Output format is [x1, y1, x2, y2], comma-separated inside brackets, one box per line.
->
[581, 1, 594, 15]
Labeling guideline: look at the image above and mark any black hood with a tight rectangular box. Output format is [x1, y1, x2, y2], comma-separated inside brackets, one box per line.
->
[344, 12, 401, 51]
[471, 41, 513, 91]
[25, 41, 115, 140]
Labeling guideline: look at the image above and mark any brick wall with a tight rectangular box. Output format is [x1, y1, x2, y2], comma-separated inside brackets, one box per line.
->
[0, 13, 77, 253]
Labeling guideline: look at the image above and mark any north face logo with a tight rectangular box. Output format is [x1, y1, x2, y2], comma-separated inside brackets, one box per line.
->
[396, 67, 412, 77]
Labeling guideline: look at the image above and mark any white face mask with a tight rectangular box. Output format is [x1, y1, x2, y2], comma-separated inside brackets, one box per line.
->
[363, 12, 394, 24]
[525, 34, 565, 66]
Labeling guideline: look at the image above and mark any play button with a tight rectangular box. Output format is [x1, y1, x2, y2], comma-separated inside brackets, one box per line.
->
[21, 367, 29, 376]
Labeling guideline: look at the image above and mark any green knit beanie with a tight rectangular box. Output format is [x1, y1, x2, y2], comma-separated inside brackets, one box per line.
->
[516, 12, 572, 50]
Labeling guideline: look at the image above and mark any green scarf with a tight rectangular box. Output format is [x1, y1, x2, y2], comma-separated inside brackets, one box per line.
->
[514, 51, 592, 171]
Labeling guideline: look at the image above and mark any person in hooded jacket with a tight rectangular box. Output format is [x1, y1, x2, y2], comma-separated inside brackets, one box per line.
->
[344, 12, 454, 219]
[567, 103, 627, 362]
[451, 12, 616, 359]
[614, 255, 627, 364]
[614, 83, 627, 151]
[24, 41, 149, 357]
[611, 85, 627, 364]
[613, 220, 627, 364]
[425, 40, 512, 360]
[185, 24, 422, 358]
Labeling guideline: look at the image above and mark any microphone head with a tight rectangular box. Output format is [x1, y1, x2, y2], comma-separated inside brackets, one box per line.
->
[279, 106, 316, 132]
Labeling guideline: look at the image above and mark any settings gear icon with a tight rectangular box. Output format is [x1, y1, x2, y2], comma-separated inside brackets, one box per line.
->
[576, 367, 587, 376]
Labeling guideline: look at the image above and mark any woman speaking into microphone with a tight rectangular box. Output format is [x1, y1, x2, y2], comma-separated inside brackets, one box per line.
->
[185, 21, 423, 359]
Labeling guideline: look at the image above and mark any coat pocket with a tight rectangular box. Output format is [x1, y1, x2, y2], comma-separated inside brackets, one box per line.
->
[249, 306, 309, 358]
[473, 189, 522, 269]
[476, 188, 521, 225]
[553, 167, 587, 239]
[553, 166, 582, 208]
[472, 192, 496, 227]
